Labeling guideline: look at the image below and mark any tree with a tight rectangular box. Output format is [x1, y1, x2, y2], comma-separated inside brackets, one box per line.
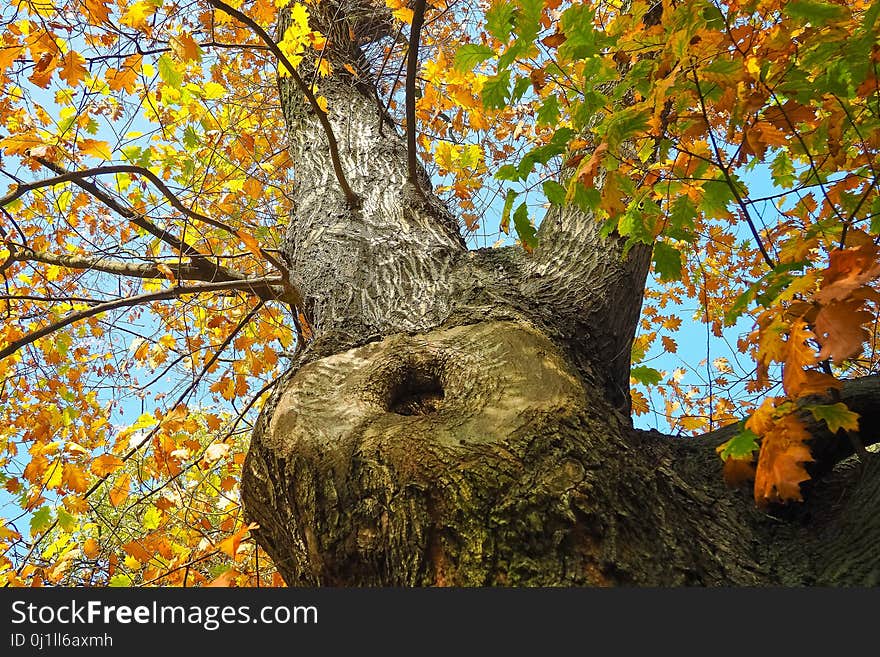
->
[1, 0, 879, 586]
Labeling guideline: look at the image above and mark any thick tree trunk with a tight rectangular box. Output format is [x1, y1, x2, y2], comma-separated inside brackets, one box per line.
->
[242, 5, 880, 586]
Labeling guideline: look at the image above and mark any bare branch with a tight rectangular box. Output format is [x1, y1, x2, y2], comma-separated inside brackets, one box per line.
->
[0, 277, 284, 362]
[9, 247, 237, 282]
[405, 0, 428, 193]
[205, 0, 360, 208]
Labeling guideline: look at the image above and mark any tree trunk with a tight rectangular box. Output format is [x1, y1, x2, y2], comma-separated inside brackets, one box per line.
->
[241, 5, 880, 586]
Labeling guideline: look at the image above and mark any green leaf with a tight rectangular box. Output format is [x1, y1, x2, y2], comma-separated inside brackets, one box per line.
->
[718, 427, 760, 460]
[501, 189, 517, 234]
[513, 0, 544, 45]
[630, 365, 663, 386]
[495, 164, 521, 181]
[109, 574, 133, 587]
[560, 4, 605, 59]
[542, 180, 567, 205]
[536, 94, 560, 126]
[666, 195, 696, 240]
[453, 44, 496, 72]
[482, 70, 511, 109]
[157, 54, 183, 90]
[511, 75, 532, 103]
[652, 241, 683, 282]
[769, 151, 796, 188]
[56, 507, 76, 533]
[486, 2, 516, 40]
[699, 178, 735, 218]
[513, 202, 538, 250]
[784, 0, 847, 24]
[806, 403, 860, 433]
[603, 107, 650, 150]
[30, 506, 53, 537]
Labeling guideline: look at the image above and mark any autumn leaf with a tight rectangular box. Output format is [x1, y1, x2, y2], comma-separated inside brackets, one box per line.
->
[815, 243, 880, 305]
[807, 403, 860, 434]
[814, 299, 871, 363]
[79, 139, 112, 160]
[90, 454, 124, 477]
[59, 51, 88, 86]
[218, 522, 259, 559]
[82, 538, 100, 559]
[62, 462, 89, 493]
[754, 414, 813, 508]
[108, 474, 131, 507]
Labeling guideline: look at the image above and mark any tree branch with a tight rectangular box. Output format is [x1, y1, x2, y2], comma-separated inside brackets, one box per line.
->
[31, 159, 220, 274]
[0, 277, 284, 362]
[205, 0, 359, 207]
[405, 0, 428, 193]
[9, 247, 238, 282]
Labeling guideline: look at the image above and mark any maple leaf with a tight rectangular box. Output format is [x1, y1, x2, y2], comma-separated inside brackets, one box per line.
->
[218, 522, 259, 558]
[109, 474, 131, 507]
[171, 33, 202, 62]
[59, 51, 88, 86]
[90, 453, 124, 477]
[754, 414, 813, 508]
[807, 403, 860, 434]
[62, 462, 89, 493]
[814, 299, 871, 363]
[815, 243, 880, 305]
[79, 0, 113, 25]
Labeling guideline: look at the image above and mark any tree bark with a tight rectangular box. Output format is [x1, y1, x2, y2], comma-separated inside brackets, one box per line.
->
[241, 4, 880, 586]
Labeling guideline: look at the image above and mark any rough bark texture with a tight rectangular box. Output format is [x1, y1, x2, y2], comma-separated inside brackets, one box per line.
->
[241, 4, 880, 586]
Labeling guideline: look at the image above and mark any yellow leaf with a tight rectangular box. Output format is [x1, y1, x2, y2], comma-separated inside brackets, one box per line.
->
[43, 461, 64, 489]
[90, 453, 124, 477]
[123, 555, 142, 570]
[120, 1, 158, 30]
[316, 95, 328, 113]
[80, 139, 112, 160]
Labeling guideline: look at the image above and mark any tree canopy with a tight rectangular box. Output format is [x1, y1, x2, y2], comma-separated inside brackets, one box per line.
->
[1, 0, 879, 586]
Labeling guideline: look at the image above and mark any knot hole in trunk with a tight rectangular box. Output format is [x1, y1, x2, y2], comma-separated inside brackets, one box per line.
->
[386, 358, 445, 416]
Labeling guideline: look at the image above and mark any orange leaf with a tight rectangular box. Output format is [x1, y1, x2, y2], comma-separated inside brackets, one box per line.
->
[171, 33, 201, 62]
[754, 414, 813, 508]
[79, 0, 113, 25]
[62, 462, 89, 493]
[237, 230, 263, 259]
[79, 139, 112, 160]
[217, 522, 258, 558]
[90, 453, 124, 477]
[59, 51, 88, 86]
[576, 142, 608, 188]
[541, 32, 567, 48]
[82, 538, 100, 559]
[814, 299, 871, 363]
[815, 243, 880, 305]
[109, 474, 130, 507]
[122, 539, 151, 563]
[722, 456, 756, 489]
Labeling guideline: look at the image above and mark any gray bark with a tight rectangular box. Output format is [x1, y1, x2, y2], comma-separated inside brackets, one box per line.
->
[241, 5, 880, 586]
